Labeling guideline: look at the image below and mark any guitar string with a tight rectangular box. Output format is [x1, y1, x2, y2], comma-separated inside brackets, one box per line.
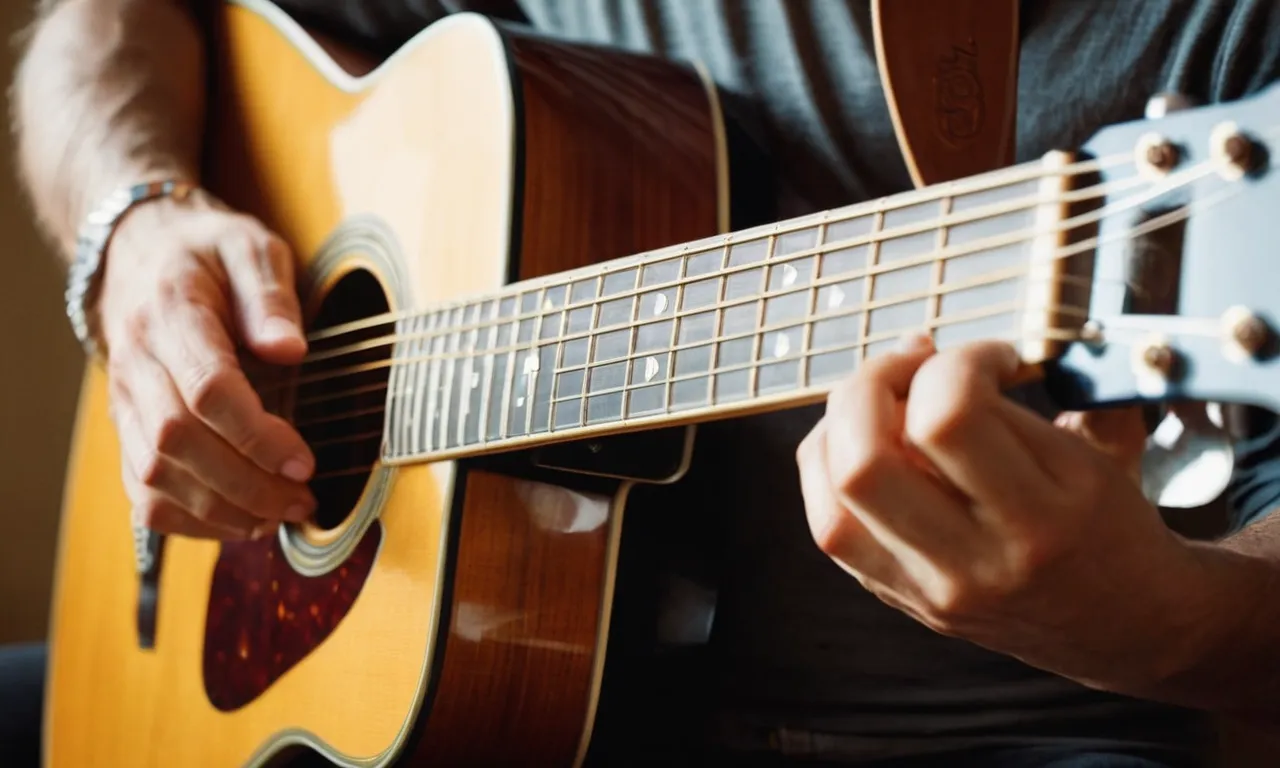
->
[287, 275, 1081, 412]
[301, 320, 1227, 482]
[296, 169, 1147, 368]
[299, 149, 1134, 346]
[265, 153, 1216, 400]
[288, 268, 1088, 425]
[286, 179, 1239, 447]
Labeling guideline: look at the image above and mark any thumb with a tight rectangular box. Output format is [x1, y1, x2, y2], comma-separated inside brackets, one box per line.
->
[1055, 407, 1148, 481]
[220, 228, 307, 364]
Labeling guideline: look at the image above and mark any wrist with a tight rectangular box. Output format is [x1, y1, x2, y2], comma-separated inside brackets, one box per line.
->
[1135, 538, 1280, 713]
[67, 178, 199, 360]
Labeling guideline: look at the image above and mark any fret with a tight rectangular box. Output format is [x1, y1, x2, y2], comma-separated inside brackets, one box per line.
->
[666, 254, 697, 411]
[476, 300, 499, 443]
[553, 364, 586, 430]
[799, 221, 826, 388]
[490, 295, 518, 441]
[626, 249, 668, 419]
[746, 236, 774, 400]
[424, 313, 446, 450]
[939, 177, 1039, 349]
[385, 317, 410, 458]
[530, 343, 559, 435]
[859, 211, 885, 361]
[928, 199, 953, 330]
[438, 308, 463, 449]
[554, 276, 599, 431]
[458, 303, 485, 448]
[508, 347, 535, 435]
[407, 312, 431, 455]
[419, 314, 435, 452]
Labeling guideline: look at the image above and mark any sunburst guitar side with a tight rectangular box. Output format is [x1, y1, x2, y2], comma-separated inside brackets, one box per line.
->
[43, 1, 741, 765]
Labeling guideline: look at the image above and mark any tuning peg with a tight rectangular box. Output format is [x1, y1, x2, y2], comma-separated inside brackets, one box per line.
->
[1140, 401, 1235, 509]
[1145, 92, 1198, 120]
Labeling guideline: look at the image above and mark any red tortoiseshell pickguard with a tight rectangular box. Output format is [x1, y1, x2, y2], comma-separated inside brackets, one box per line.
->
[202, 524, 381, 711]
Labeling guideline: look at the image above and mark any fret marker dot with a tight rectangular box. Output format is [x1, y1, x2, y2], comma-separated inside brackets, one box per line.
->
[828, 285, 846, 309]
[523, 356, 540, 374]
[644, 357, 660, 382]
[781, 263, 798, 287]
[653, 293, 669, 316]
[469, 372, 480, 388]
[773, 333, 791, 359]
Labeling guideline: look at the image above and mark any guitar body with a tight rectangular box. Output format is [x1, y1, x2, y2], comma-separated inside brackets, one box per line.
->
[45, 1, 750, 765]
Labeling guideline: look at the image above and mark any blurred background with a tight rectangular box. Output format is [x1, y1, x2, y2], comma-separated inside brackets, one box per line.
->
[0, 0, 83, 643]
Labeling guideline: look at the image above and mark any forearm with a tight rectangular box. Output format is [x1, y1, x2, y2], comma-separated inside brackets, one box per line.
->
[1131, 518, 1280, 724]
[12, 0, 206, 261]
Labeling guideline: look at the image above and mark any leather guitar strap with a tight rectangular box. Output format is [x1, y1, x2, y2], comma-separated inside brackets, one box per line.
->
[872, 0, 1021, 187]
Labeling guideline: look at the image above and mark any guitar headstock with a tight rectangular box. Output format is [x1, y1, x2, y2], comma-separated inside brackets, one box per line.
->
[1044, 83, 1280, 414]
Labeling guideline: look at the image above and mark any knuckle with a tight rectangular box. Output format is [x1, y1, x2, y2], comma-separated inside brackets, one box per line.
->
[221, 471, 266, 510]
[183, 360, 236, 418]
[906, 390, 975, 449]
[137, 498, 171, 531]
[153, 413, 193, 456]
[137, 452, 167, 488]
[120, 308, 152, 347]
[810, 514, 849, 558]
[795, 427, 821, 468]
[835, 449, 892, 502]
[922, 573, 975, 621]
[186, 493, 219, 524]
[156, 267, 207, 309]
[999, 536, 1052, 588]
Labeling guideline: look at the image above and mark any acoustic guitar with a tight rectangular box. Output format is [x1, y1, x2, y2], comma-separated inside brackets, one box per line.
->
[43, 0, 1280, 765]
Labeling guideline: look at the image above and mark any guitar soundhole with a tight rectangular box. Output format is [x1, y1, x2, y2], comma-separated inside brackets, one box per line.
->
[292, 268, 392, 530]
[202, 265, 392, 712]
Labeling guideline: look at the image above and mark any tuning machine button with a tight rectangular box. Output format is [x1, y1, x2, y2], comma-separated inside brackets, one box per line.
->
[1221, 305, 1272, 362]
[1134, 335, 1178, 379]
[1144, 92, 1197, 119]
[1135, 132, 1181, 177]
[1210, 121, 1261, 180]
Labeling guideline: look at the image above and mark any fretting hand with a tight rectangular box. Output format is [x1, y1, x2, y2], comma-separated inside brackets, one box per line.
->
[98, 191, 316, 541]
[796, 333, 1226, 691]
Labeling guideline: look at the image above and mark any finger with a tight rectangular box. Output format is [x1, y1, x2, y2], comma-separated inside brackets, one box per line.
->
[904, 341, 1065, 512]
[823, 367, 978, 565]
[119, 436, 251, 542]
[149, 282, 315, 482]
[145, 459, 277, 539]
[219, 226, 306, 364]
[796, 420, 897, 585]
[1055, 407, 1147, 474]
[126, 349, 315, 522]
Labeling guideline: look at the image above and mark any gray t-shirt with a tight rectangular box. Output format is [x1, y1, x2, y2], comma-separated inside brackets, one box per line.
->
[259, 1, 1280, 763]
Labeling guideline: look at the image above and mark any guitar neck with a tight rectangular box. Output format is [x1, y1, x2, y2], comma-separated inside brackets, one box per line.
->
[304, 149, 1105, 466]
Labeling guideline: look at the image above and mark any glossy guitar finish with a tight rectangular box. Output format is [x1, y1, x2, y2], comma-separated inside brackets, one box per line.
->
[45, 1, 726, 765]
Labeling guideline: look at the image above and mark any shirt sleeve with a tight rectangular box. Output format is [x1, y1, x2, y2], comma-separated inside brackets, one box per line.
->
[1225, 407, 1280, 532]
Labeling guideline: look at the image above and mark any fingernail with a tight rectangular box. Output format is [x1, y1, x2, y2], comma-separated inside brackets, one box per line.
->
[261, 316, 303, 344]
[281, 457, 312, 482]
[286, 503, 312, 522]
[897, 332, 934, 353]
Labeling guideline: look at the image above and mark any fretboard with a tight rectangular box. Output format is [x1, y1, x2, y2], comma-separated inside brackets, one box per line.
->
[379, 150, 1091, 465]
